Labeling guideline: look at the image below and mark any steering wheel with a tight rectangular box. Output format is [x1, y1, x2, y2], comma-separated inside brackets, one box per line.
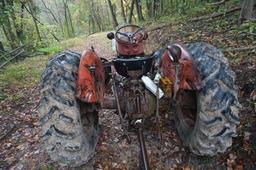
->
[115, 25, 146, 44]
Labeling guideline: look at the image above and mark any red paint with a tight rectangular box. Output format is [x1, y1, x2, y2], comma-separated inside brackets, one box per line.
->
[76, 50, 105, 103]
[160, 45, 201, 91]
[116, 42, 144, 56]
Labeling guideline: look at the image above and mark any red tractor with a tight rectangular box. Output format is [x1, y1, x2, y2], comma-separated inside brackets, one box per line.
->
[39, 25, 241, 168]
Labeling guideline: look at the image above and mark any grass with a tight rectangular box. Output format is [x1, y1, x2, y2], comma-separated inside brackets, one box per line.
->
[37, 34, 88, 55]
[38, 44, 62, 55]
[0, 33, 92, 90]
[0, 90, 6, 101]
[8, 93, 24, 102]
[0, 31, 114, 104]
[40, 164, 56, 170]
[0, 55, 52, 89]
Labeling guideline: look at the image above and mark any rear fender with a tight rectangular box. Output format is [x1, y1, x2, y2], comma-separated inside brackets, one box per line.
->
[76, 49, 105, 103]
[160, 44, 201, 91]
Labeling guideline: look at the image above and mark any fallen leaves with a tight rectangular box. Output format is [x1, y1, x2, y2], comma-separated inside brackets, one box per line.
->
[227, 153, 244, 170]
[0, 87, 45, 169]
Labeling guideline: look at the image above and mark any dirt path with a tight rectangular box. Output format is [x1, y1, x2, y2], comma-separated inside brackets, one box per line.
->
[64, 32, 116, 58]
[0, 29, 256, 170]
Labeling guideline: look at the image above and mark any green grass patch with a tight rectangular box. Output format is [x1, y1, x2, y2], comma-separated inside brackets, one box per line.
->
[0, 55, 51, 89]
[0, 90, 7, 101]
[37, 34, 88, 55]
[8, 92, 24, 102]
[38, 44, 63, 55]
[40, 164, 56, 170]
[0, 34, 89, 91]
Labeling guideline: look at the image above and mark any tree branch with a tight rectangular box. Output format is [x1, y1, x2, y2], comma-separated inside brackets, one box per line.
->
[19, 0, 60, 42]
[223, 46, 256, 52]
[148, 6, 241, 32]
[41, 0, 60, 24]
[191, 7, 241, 22]
[209, 0, 228, 6]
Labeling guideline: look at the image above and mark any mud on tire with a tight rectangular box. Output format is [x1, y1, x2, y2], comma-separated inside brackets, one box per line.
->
[39, 51, 99, 167]
[175, 42, 241, 156]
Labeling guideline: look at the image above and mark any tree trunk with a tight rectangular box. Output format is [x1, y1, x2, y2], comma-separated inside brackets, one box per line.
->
[90, 0, 102, 31]
[92, 15, 96, 33]
[41, 0, 59, 24]
[239, 0, 256, 25]
[120, 0, 127, 23]
[89, 16, 91, 34]
[135, 0, 144, 21]
[0, 41, 5, 52]
[160, 0, 164, 15]
[106, 0, 111, 27]
[2, 21, 17, 49]
[152, 0, 161, 18]
[2, 25, 10, 43]
[32, 13, 42, 42]
[146, 0, 152, 17]
[152, 0, 156, 18]
[98, 0, 105, 31]
[28, 1, 42, 41]
[124, 0, 130, 18]
[66, 3, 75, 36]
[10, 2, 25, 44]
[128, 0, 135, 23]
[1, 0, 18, 48]
[42, 0, 64, 36]
[20, 0, 59, 42]
[107, 0, 119, 28]
[63, 0, 75, 37]
[18, 3, 25, 42]
[63, 0, 70, 37]
[53, 0, 65, 36]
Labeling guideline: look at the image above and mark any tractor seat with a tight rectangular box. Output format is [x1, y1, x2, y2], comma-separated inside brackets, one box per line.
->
[113, 56, 154, 78]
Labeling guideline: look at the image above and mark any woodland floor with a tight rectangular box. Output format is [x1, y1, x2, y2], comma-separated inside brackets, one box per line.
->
[0, 16, 256, 170]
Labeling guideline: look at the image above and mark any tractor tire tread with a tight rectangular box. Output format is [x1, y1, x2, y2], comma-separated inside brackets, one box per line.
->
[175, 42, 241, 156]
[39, 51, 99, 167]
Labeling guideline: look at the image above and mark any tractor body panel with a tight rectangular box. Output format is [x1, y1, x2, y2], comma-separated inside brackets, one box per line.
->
[76, 49, 105, 103]
[160, 45, 201, 91]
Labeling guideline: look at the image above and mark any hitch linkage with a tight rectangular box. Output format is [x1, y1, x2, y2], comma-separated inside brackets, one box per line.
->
[135, 120, 150, 170]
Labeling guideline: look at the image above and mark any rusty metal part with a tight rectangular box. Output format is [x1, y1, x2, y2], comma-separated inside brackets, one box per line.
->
[160, 44, 201, 92]
[111, 72, 133, 143]
[119, 80, 156, 120]
[167, 45, 182, 62]
[173, 64, 180, 100]
[135, 89, 142, 115]
[101, 96, 117, 109]
[76, 50, 105, 103]
[155, 74, 162, 140]
[160, 77, 172, 98]
[111, 73, 125, 123]
[115, 25, 146, 56]
[136, 123, 150, 170]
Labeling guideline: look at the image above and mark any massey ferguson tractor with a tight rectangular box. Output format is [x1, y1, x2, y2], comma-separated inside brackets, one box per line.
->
[39, 25, 241, 168]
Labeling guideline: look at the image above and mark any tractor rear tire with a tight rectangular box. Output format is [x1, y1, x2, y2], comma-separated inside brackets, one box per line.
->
[39, 51, 99, 167]
[175, 42, 241, 156]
